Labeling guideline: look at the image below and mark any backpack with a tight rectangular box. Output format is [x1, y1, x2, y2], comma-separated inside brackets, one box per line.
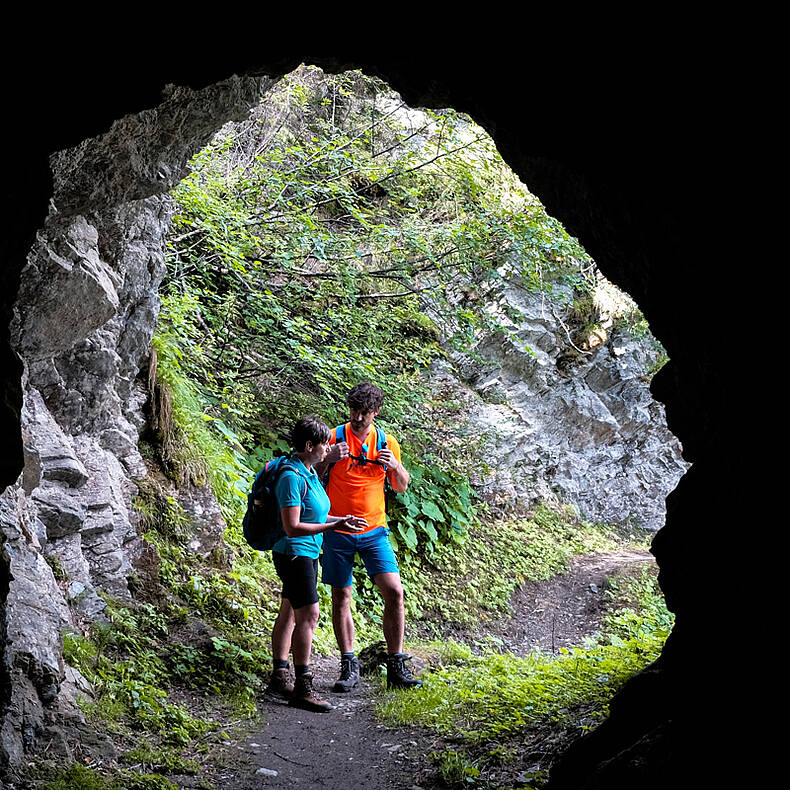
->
[321, 423, 392, 492]
[242, 454, 306, 551]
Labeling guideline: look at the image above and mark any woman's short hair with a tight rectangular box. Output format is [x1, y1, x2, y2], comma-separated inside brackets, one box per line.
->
[291, 414, 332, 451]
[347, 382, 384, 413]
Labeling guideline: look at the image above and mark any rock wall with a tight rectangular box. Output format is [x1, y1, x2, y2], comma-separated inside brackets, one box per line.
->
[0, 73, 271, 766]
[441, 277, 687, 531]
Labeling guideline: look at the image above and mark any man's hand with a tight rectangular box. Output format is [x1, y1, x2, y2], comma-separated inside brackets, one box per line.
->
[379, 449, 410, 492]
[326, 442, 350, 463]
[377, 448, 399, 469]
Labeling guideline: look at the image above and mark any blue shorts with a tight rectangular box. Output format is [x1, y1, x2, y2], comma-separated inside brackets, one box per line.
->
[321, 527, 399, 587]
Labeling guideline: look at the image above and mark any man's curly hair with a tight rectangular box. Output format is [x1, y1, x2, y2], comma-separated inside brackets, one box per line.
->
[347, 382, 384, 413]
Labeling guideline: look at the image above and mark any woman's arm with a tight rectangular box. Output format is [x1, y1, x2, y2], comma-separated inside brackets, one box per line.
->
[280, 507, 367, 537]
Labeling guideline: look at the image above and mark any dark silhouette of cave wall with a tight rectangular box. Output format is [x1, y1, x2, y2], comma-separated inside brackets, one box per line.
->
[2, 50, 747, 787]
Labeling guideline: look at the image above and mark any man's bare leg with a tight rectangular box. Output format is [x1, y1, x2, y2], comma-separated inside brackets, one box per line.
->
[330, 585, 360, 693]
[374, 572, 420, 688]
[374, 572, 405, 654]
[331, 585, 355, 654]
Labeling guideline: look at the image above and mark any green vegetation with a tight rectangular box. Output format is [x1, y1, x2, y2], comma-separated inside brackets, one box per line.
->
[156, 64, 594, 555]
[41, 762, 179, 790]
[62, 600, 215, 743]
[377, 568, 673, 788]
[138, 62, 620, 673]
[417, 504, 645, 629]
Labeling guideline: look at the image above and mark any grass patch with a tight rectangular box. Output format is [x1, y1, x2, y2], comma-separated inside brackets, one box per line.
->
[41, 763, 179, 790]
[376, 567, 673, 788]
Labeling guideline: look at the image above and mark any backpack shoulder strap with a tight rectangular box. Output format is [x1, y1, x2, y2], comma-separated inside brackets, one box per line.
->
[276, 459, 308, 498]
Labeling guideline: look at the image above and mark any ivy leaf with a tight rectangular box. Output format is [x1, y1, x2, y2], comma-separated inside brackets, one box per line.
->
[398, 524, 418, 550]
[421, 520, 438, 543]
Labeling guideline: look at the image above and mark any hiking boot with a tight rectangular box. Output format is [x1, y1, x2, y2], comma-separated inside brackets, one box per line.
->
[288, 673, 333, 712]
[331, 655, 360, 693]
[264, 667, 294, 701]
[386, 653, 422, 690]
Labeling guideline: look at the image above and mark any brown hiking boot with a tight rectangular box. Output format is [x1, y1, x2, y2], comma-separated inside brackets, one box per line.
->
[264, 667, 294, 701]
[288, 672, 333, 712]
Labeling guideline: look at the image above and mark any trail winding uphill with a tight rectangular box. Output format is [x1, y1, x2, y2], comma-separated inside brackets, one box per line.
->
[493, 550, 655, 655]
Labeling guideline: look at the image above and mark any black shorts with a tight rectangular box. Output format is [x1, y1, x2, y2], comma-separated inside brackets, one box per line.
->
[272, 551, 319, 610]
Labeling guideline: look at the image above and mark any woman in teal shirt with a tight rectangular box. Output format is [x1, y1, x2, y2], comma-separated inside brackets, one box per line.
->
[267, 415, 366, 712]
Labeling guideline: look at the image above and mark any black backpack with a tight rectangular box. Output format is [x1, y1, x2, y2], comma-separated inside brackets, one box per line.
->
[242, 454, 306, 551]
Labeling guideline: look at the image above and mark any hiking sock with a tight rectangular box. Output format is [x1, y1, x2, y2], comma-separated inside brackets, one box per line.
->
[273, 658, 290, 671]
[294, 664, 310, 678]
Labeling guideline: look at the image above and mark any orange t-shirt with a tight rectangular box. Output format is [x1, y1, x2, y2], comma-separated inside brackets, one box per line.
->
[326, 423, 401, 534]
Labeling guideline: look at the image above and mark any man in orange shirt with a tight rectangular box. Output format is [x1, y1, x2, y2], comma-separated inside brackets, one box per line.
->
[318, 382, 421, 692]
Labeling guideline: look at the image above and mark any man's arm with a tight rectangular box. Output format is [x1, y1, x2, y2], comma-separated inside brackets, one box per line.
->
[314, 440, 349, 480]
[379, 448, 410, 493]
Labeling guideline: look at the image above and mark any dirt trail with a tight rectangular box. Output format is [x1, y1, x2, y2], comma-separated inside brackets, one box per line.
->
[222, 656, 433, 789]
[219, 549, 654, 789]
[491, 549, 654, 655]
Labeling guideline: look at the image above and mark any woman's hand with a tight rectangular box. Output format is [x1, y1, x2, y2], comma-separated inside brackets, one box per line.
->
[332, 514, 367, 532]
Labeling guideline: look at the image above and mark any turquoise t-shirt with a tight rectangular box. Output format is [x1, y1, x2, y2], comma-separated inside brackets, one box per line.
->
[272, 457, 331, 558]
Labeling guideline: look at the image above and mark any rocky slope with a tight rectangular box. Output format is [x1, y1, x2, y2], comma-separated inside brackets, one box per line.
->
[0, 72, 270, 767]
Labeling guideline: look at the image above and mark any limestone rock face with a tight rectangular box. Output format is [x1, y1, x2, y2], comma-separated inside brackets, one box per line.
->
[440, 278, 688, 531]
[0, 488, 72, 766]
[13, 216, 120, 361]
[1, 72, 271, 766]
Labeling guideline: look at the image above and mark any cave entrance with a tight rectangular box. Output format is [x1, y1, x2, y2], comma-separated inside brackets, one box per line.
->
[4, 61, 688, 787]
[145, 64, 686, 786]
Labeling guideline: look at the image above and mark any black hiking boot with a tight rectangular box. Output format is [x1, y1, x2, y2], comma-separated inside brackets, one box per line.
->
[386, 653, 422, 690]
[332, 655, 360, 693]
[264, 667, 294, 702]
[289, 672, 333, 712]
